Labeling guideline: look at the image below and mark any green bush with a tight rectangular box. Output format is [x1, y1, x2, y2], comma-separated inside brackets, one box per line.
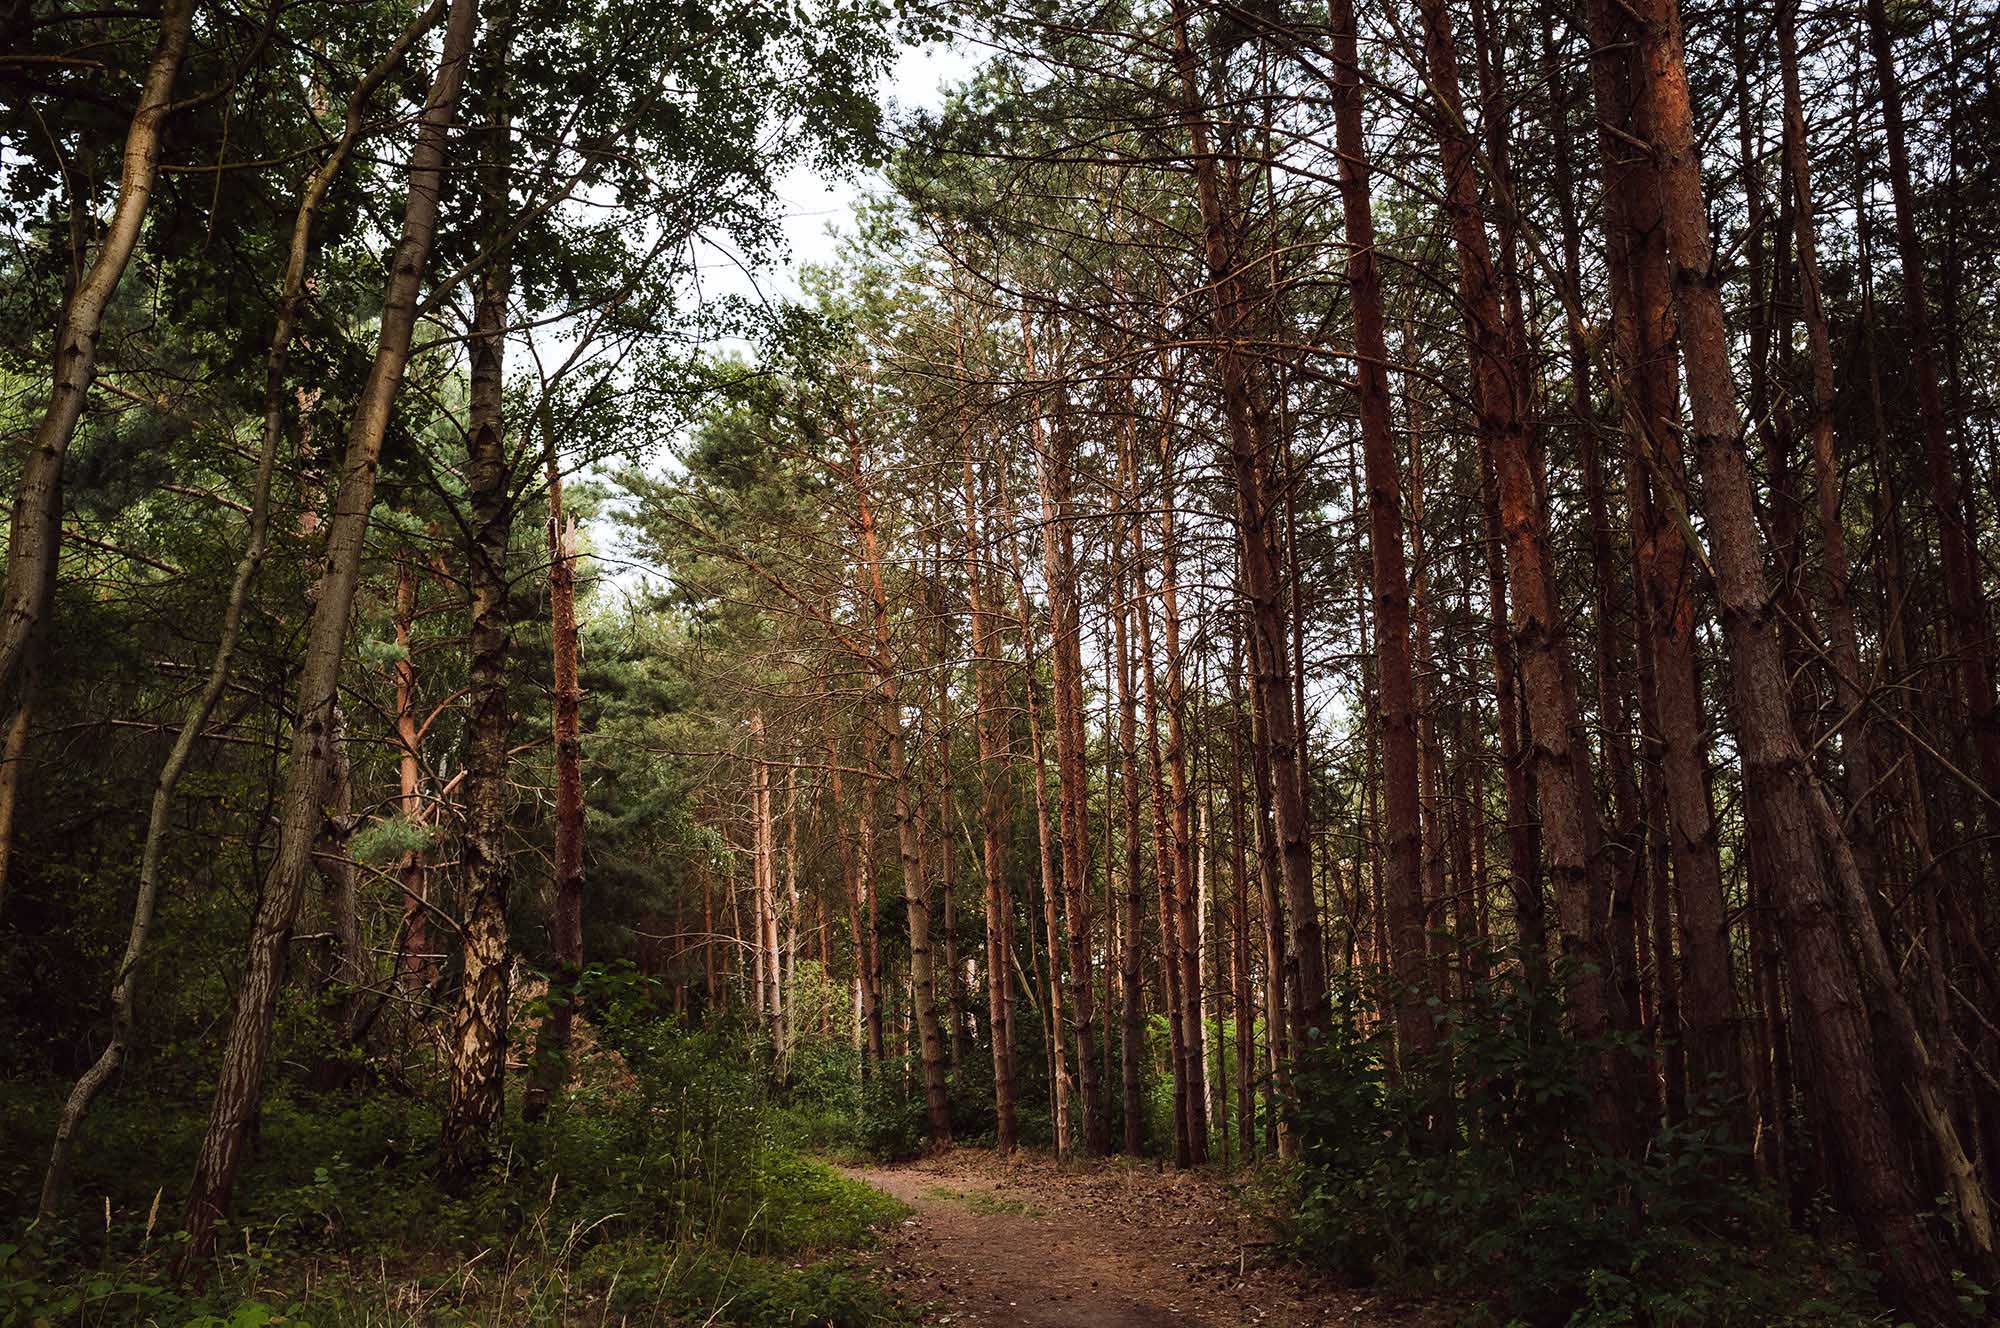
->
[1, 976, 909, 1326]
[1281, 965, 1890, 1328]
[855, 1075, 930, 1162]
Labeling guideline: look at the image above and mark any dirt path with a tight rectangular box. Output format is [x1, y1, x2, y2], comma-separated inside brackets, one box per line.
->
[844, 1150, 1426, 1327]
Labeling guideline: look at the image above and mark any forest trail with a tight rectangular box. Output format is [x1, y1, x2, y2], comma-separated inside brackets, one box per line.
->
[844, 1150, 1421, 1327]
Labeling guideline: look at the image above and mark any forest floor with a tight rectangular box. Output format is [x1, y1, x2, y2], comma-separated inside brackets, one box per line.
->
[844, 1150, 1435, 1328]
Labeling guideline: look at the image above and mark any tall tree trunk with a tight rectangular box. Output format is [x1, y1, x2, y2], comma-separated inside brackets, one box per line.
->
[1029, 331, 1108, 1156]
[1864, 0, 2000, 812]
[1415, 0, 1629, 1152]
[1137, 531, 1191, 1167]
[1584, 0, 1743, 1114]
[1005, 461, 1071, 1154]
[524, 460, 585, 1121]
[858, 772, 886, 1064]
[1242, 610, 1293, 1158]
[1228, 643, 1256, 1163]
[1778, 0, 1886, 1024]
[312, 709, 366, 1052]
[392, 555, 435, 993]
[1319, 0, 1434, 1121]
[1543, 13, 1643, 1045]
[961, 418, 1018, 1152]
[1113, 443, 1147, 1156]
[1168, 0, 1326, 1072]
[441, 36, 517, 1178]
[1158, 430, 1207, 1163]
[1622, 0, 1966, 1310]
[180, 0, 480, 1264]
[851, 433, 952, 1146]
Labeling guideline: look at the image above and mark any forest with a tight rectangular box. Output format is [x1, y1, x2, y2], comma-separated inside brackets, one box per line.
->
[4, 0, 2000, 1321]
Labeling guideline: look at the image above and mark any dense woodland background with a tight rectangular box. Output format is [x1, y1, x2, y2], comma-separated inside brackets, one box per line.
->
[4, 0, 2000, 1322]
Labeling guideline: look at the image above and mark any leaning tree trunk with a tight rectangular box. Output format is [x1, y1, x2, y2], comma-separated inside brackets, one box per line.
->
[0, 0, 192, 723]
[1622, 0, 1967, 1313]
[1777, 0, 1878, 895]
[179, 0, 481, 1268]
[440, 32, 517, 1177]
[1864, 0, 2000, 814]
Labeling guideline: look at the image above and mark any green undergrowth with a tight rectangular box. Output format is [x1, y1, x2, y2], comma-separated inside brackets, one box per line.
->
[1269, 966, 1973, 1328]
[0, 996, 914, 1326]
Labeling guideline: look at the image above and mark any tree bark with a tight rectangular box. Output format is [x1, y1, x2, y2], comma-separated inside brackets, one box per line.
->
[1029, 327, 1108, 1156]
[961, 413, 1018, 1152]
[1113, 439, 1147, 1156]
[1136, 524, 1190, 1166]
[1864, 0, 2000, 812]
[1621, 0, 1965, 1311]
[1004, 459, 1070, 1154]
[1158, 431, 1207, 1163]
[39, 0, 452, 1206]
[0, 0, 193, 718]
[441, 33, 518, 1177]
[180, 0, 480, 1264]
[1415, 0, 1629, 1152]
[524, 460, 585, 1121]
[1168, 0, 1327, 1071]
[1322, 0, 1434, 1112]
[850, 432, 952, 1146]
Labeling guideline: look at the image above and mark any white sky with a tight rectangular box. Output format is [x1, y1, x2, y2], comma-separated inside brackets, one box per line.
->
[696, 41, 984, 308]
[590, 41, 984, 594]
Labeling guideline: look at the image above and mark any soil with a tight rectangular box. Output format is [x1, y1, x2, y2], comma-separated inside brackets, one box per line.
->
[844, 1150, 1434, 1328]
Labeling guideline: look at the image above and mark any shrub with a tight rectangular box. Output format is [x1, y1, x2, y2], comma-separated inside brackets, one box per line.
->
[1280, 963, 1889, 1328]
[1, 974, 909, 1326]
